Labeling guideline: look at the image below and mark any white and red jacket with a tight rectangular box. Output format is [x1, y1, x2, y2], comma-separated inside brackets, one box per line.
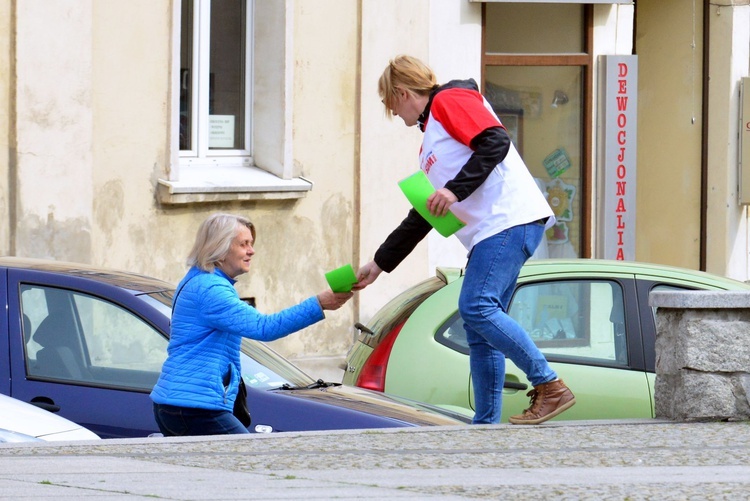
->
[374, 79, 554, 272]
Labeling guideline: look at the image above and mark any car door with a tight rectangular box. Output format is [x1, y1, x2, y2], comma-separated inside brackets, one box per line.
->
[0, 268, 9, 396]
[496, 275, 654, 420]
[7, 269, 168, 438]
[428, 274, 654, 421]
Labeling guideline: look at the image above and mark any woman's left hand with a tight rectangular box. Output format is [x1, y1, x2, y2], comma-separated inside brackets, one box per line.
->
[427, 188, 458, 217]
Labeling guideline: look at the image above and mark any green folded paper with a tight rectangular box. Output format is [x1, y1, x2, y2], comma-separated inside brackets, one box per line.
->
[325, 264, 357, 292]
[398, 170, 466, 237]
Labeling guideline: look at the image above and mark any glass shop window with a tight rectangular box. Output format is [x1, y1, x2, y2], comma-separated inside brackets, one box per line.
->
[483, 3, 591, 258]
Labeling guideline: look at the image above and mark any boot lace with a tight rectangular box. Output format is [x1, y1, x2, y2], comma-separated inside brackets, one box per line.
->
[522, 388, 540, 414]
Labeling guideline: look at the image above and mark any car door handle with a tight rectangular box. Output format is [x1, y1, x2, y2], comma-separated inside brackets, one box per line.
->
[29, 397, 61, 413]
[503, 381, 528, 391]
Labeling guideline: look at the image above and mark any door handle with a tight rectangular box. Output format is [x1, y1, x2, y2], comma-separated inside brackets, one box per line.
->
[503, 381, 528, 391]
[30, 397, 61, 413]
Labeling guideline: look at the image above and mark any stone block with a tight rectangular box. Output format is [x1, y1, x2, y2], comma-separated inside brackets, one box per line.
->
[655, 310, 750, 373]
[655, 371, 750, 421]
[651, 290, 750, 422]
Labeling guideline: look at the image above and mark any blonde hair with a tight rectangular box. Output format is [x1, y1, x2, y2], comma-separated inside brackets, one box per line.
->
[378, 55, 438, 118]
[186, 213, 256, 272]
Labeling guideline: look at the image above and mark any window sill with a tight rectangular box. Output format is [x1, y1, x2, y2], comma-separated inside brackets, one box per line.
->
[157, 165, 313, 205]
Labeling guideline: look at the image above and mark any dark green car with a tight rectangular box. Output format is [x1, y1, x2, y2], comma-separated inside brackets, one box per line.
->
[343, 259, 750, 422]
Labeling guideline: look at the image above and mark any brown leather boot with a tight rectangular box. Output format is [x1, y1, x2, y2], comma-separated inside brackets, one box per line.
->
[508, 379, 575, 425]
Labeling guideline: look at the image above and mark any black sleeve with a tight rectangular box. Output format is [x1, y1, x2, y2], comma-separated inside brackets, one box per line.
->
[442, 126, 511, 201]
[373, 208, 433, 273]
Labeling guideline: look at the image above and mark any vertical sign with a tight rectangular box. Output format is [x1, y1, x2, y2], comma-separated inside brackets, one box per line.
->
[739, 77, 750, 205]
[601, 55, 637, 261]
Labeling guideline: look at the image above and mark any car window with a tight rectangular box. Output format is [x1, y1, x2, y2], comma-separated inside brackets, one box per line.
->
[21, 285, 167, 391]
[124, 288, 313, 389]
[362, 276, 447, 348]
[435, 279, 629, 367]
[239, 339, 313, 389]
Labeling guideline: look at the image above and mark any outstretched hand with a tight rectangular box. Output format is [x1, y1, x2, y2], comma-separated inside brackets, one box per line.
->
[427, 188, 458, 217]
[353, 261, 382, 291]
[317, 290, 354, 311]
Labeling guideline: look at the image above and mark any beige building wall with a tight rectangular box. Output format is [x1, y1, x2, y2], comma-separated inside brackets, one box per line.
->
[281, 0, 358, 362]
[15, 1, 94, 262]
[705, 2, 750, 279]
[635, 0, 750, 282]
[635, 0, 703, 270]
[356, 0, 431, 322]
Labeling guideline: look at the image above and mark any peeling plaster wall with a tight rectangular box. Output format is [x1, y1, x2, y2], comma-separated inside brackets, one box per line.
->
[358, 0, 432, 323]
[267, 0, 358, 363]
[89, 0, 176, 277]
[15, 1, 94, 262]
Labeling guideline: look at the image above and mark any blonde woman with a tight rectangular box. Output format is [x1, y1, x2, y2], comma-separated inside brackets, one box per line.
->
[151, 213, 352, 436]
[355, 55, 574, 425]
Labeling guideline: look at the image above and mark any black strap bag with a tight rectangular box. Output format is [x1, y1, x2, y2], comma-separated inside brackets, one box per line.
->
[234, 378, 252, 427]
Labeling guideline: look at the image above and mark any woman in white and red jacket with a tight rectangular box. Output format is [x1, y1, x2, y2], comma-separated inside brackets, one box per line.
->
[355, 55, 575, 425]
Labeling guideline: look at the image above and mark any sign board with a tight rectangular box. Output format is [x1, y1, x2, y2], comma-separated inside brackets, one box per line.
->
[739, 78, 750, 205]
[209, 115, 235, 148]
[600, 55, 637, 261]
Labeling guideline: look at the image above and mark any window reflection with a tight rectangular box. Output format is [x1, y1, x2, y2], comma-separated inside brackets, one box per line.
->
[485, 66, 583, 258]
[483, 3, 588, 258]
[209, 0, 246, 150]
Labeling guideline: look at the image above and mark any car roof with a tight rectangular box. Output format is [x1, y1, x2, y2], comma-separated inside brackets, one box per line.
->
[519, 259, 750, 288]
[437, 258, 750, 289]
[0, 257, 175, 293]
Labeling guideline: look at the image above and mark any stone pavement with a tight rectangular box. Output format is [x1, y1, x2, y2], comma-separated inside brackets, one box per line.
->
[1, 419, 749, 500]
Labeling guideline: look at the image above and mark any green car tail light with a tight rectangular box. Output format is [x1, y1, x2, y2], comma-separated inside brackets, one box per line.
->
[355, 320, 406, 392]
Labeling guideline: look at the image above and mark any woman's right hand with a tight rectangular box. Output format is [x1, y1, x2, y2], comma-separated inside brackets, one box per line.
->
[353, 261, 382, 291]
[317, 290, 354, 311]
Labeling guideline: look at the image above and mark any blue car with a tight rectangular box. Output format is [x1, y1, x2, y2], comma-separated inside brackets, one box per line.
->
[1, 258, 466, 438]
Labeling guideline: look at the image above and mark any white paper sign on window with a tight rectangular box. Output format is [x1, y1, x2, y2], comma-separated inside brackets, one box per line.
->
[209, 115, 235, 148]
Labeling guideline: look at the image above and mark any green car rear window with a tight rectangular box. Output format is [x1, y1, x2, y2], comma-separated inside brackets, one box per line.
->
[362, 276, 447, 348]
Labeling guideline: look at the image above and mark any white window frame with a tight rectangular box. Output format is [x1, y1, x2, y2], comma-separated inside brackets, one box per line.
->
[470, 0, 630, 3]
[159, 0, 312, 205]
[180, 0, 253, 167]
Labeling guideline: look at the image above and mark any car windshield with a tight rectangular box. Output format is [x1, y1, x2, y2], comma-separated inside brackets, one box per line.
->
[140, 290, 315, 390]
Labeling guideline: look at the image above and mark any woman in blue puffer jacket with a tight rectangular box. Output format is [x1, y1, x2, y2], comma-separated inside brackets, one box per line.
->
[151, 213, 353, 436]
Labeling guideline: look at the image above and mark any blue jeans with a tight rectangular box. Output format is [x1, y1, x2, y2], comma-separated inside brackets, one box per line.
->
[459, 222, 557, 425]
[153, 403, 250, 436]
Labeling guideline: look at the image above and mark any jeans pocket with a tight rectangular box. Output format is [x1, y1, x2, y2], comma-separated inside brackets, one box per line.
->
[522, 223, 543, 258]
[156, 406, 189, 437]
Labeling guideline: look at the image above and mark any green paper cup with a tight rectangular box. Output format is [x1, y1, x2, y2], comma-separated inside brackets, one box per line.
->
[325, 264, 357, 292]
[398, 170, 466, 237]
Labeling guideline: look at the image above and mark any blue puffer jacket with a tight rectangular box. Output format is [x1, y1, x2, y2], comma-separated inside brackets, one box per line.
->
[150, 267, 324, 411]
